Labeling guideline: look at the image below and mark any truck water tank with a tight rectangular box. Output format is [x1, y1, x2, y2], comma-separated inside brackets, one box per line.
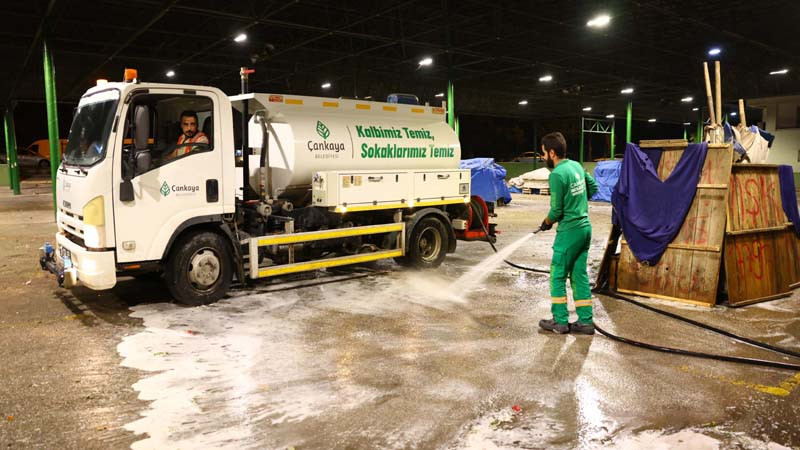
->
[246, 94, 461, 200]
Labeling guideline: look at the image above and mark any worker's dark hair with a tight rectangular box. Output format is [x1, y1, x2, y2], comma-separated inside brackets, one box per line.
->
[179, 110, 199, 122]
[541, 131, 567, 158]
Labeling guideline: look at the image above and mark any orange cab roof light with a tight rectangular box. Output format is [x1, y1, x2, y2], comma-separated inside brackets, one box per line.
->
[124, 68, 138, 83]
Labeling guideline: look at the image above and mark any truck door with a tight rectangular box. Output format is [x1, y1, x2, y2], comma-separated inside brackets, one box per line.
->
[113, 90, 224, 263]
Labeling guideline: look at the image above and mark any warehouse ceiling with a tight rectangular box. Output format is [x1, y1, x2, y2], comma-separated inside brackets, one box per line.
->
[2, 0, 799, 123]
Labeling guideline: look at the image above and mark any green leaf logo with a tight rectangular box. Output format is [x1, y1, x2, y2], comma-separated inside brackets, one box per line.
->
[316, 120, 330, 140]
[160, 181, 171, 197]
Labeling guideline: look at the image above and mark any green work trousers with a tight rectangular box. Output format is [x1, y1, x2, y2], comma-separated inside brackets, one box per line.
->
[549, 225, 592, 324]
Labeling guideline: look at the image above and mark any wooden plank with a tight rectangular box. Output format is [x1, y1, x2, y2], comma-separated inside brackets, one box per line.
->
[725, 232, 791, 306]
[728, 165, 788, 233]
[616, 288, 716, 308]
[639, 139, 688, 148]
[727, 292, 791, 307]
[727, 225, 792, 236]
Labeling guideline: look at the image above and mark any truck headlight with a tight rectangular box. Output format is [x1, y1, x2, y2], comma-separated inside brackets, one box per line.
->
[83, 196, 105, 248]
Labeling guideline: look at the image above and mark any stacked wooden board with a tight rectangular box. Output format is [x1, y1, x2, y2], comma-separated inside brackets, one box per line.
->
[603, 139, 800, 307]
[615, 140, 733, 307]
[723, 165, 800, 306]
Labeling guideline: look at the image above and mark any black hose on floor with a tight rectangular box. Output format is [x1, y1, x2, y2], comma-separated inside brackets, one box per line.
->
[472, 217, 800, 370]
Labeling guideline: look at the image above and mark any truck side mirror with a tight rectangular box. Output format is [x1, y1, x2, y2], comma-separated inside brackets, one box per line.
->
[133, 105, 149, 151]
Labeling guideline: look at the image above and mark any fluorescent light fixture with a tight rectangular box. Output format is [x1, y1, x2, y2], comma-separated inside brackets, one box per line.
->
[730, 112, 737, 116]
[518, 100, 528, 105]
[692, 107, 699, 111]
[418, 57, 433, 66]
[234, 33, 247, 43]
[621, 87, 634, 94]
[321, 82, 331, 89]
[708, 47, 721, 56]
[587, 14, 611, 28]
[648, 118, 657, 123]
[683, 122, 691, 125]
[435, 92, 445, 97]
[539, 74, 553, 82]
[606, 114, 615, 118]
[681, 96, 693, 102]
[166, 70, 175, 77]
[770, 69, 789, 75]
[582, 106, 592, 112]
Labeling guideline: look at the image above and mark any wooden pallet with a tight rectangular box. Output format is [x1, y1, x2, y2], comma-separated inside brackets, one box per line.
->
[521, 187, 550, 195]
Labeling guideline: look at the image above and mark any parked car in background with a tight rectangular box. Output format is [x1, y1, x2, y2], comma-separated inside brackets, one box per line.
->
[511, 151, 545, 163]
[9, 139, 68, 170]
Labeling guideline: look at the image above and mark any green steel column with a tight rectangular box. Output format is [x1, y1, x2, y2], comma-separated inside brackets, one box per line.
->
[43, 41, 60, 216]
[610, 120, 616, 158]
[683, 128, 687, 140]
[4, 110, 21, 195]
[579, 118, 585, 163]
[454, 115, 460, 138]
[625, 100, 633, 143]
[447, 80, 455, 130]
[697, 110, 703, 143]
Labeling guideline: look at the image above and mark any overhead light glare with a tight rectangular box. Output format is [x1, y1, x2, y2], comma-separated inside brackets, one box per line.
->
[730, 112, 737, 116]
[708, 47, 721, 56]
[648, 118, 657, 123]
[621, 87, 634, 94]
[234, 33, 247, 43]
[435, 92, 445, 97]
[683, 122, 691, 125]
[518, 100, 528, 105]
[587, 14, 611, 28]
[321, 82, 331, 89]
[681, 96, 693, 102]
[418, 57, 433, 66]
[582, 106, 592, 111]
[692, 107, 699, 111]
[539, 75, 553, 82]
[606, 114, 615, 118]
[166, 70, 175, 78]
[770, 69, 789, 75]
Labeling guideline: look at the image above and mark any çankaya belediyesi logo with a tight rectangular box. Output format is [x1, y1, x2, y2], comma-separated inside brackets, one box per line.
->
[308, 120, 345, 153]
[161, 180, 200, 196]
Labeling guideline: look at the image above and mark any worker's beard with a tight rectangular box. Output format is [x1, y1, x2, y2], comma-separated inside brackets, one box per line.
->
[184, 130, 196, 138]
[546, 155, 555, 169]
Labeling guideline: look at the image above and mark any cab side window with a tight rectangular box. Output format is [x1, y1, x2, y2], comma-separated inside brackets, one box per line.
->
[124, 93, 214, 173]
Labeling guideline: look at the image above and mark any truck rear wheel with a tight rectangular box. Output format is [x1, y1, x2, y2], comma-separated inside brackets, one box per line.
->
[165, 231, 232, 306]
[395, 217, 448, 269]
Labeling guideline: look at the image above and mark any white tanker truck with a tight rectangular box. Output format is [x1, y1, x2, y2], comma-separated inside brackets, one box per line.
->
[39, 70, 496, 305]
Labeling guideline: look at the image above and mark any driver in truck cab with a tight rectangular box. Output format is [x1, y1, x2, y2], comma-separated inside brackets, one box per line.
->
[166, 110, 208, 159]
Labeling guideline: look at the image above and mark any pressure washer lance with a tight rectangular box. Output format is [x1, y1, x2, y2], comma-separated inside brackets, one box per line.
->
[471, 216, 800, 371]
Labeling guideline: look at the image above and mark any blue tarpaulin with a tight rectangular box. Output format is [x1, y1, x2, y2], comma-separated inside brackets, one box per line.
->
[612, 143, 708, 265]
[591, 160, 621, 202]
[459, 158, 512, 204]
[778, 165, 800, 236]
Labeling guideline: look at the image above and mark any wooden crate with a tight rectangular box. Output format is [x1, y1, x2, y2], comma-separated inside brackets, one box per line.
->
[522, 187, 550, 195]
[616, 141, 733, 307]
[723, 164, 797, 306]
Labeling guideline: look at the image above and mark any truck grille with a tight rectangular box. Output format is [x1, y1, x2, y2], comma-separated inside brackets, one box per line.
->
[59, 207, 84, 240]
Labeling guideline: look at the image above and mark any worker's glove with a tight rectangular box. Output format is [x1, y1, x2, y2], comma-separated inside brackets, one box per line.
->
[539, 219, 553, 231]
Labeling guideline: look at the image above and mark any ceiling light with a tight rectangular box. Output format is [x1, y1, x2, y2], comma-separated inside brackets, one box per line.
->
[582, 107, 592, 111]
[606, 114, 615, 118]
[730, 112, 737, 116]
[692, 107, 699, 111]
[435, 92, 445, 97]
[770, 69, 789, 75]
[321, 82, 331, 89]
[518, 100, 528, 105]
[681, 96, 693, 102]
[587, 14, 611, 28]
[234, 33, 247, 43]
[166, 70, 175, 77]
[418, 57, 433, 66]
[621, 87, 634, 94]
[648, 118, 656, 123]
[683, 122, 691, 125]
[539, 75, 553, 82]
[708, 47, 721, 56]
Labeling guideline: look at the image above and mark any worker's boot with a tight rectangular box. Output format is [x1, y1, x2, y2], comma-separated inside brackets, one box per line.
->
[538, 318, 569, 334]
[569, 321, 595, 335]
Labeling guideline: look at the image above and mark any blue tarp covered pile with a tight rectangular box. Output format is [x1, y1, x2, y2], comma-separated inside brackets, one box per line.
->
[591, 160, 622, 202]
[459, 158, 512, 205]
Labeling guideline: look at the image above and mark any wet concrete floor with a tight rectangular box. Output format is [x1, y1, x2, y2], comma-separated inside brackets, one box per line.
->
[1, 179, 799, 449]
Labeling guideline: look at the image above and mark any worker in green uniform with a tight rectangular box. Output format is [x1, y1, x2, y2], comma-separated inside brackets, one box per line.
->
[537, 132, 598, 335]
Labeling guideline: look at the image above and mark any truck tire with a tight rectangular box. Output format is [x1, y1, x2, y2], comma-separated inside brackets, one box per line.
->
[165, 231, 232, 305]
[395, 217, 448, 269]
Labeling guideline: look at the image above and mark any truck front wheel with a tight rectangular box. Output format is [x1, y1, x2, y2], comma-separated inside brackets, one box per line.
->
[165, 231, 232, 305]
[396, 217, 448, 269]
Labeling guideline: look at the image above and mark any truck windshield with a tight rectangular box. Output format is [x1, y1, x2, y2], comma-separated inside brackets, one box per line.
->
[63, 90, 119, 166]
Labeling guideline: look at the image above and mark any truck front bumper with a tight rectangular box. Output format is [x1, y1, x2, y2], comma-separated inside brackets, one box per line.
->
[39, 232, 117, 290]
